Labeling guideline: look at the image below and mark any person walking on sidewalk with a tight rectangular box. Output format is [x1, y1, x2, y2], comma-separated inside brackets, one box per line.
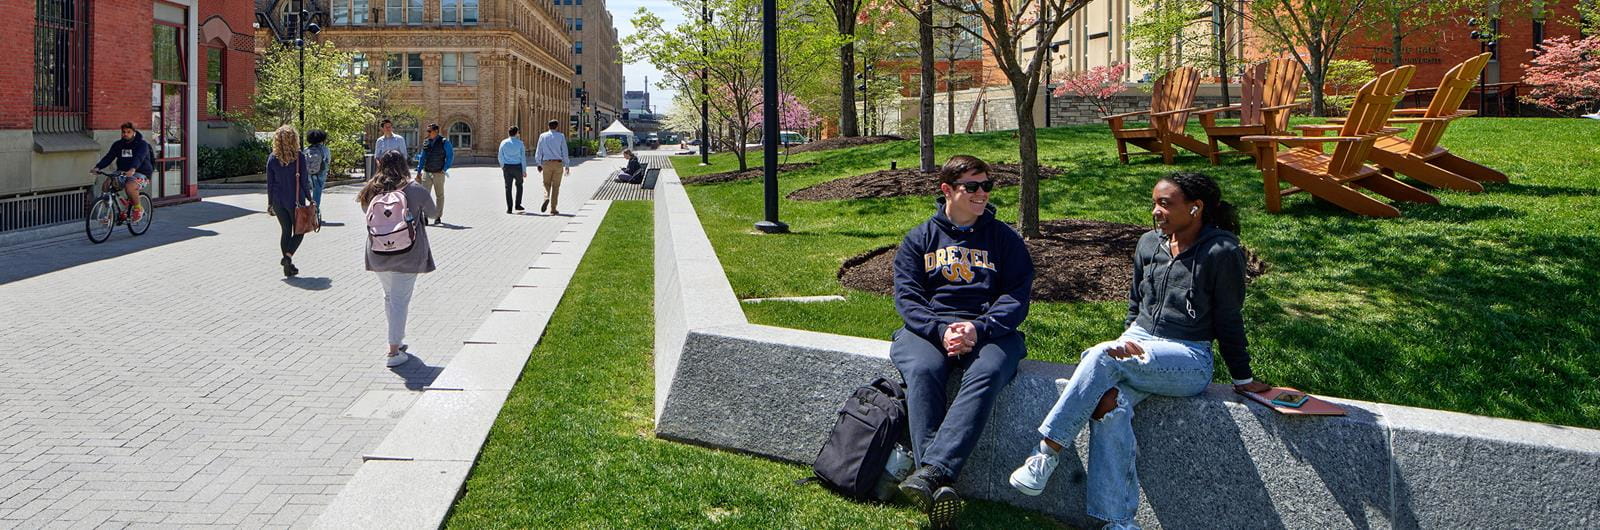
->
[533, 119, 570, 216]
[413, 123, 453, 225]
[359, 150, 437, 368]
[266, 125, 313, 277]
[304, 129, 332, 223]
[373, 118, 408, 162]
[499, 126, 527, 214]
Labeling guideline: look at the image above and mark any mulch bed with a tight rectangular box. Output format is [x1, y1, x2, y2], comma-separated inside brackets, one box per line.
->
[680, 163, 818, 185]
[788, 163, 1065, 201]
[786, 135, 905, 154]
[838, 219, 1268, 303]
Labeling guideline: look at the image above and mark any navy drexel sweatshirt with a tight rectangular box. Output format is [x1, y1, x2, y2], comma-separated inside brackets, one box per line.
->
[95, 131, 154, 176]
[893, 198, 1035, 346]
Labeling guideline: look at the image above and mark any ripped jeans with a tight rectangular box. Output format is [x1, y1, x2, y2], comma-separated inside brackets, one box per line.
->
[1036, 325, 1213, 525]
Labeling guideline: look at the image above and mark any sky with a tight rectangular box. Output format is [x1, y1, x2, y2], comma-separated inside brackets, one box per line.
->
[606, 0, 686, 115]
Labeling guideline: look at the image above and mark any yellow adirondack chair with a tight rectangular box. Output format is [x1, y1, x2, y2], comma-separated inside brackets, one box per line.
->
[1243, 65, 1440, 217]
[1330, 53, 1506, 192]
[1194, 58, 1303, 164]
[1102, 66, 1210, 164]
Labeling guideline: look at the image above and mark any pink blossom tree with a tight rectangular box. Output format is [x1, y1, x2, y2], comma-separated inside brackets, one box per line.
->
[1053, 62, 1130, 116]
[747, 91, 822, 132]
[1521, 35, 1600, 117]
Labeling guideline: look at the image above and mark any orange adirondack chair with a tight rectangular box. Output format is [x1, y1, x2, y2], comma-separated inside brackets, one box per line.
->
[1194, 58, 1303, 164]
[1102, 67, 1210, 164]
[1331, 53, 1506, 192]
[1243, 65, 1440, 217]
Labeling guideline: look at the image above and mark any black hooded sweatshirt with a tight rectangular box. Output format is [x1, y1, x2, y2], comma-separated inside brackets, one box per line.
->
[1125, 224, 1253, 381]
[95, 131, 154, 176]
[894, 198, 1034, 346]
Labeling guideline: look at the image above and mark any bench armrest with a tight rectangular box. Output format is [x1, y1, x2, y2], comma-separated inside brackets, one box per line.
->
[1261, 102, 1300, 112]
[1389, 108, 1430, 115]
[1192, 104, 1242, 116]
[1294, 124, 1345, 131]
[1243, 135, 1364, 145]
[1150, 106, 1202, 117]
[1101, 110, 1152, 121]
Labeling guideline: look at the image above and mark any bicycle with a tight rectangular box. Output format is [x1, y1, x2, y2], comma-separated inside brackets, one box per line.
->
[85, 170, 153, 244]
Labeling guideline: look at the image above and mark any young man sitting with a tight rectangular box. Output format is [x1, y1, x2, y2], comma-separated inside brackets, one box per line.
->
[890, 154, 1035, 528]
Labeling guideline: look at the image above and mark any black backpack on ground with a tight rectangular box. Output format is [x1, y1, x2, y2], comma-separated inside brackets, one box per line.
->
[802, 377, 910, 502]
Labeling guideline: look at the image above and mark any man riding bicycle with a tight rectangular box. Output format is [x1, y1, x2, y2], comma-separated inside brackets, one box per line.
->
[91, 122, 153, 223]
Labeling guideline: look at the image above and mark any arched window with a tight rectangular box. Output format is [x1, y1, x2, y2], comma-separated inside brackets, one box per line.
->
[280, 1, 299, 32]
[449, 122, 472, 149]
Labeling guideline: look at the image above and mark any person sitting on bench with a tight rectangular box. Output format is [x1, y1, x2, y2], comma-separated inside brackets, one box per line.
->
[891, 154, 1034, 528]
[615, 149, 644, 184]
[1007, 172, 1271, 530]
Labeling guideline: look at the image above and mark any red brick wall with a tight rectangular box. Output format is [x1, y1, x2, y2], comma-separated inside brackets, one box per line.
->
[199, 0, 257, 120]
[1339, 4, 1582, 89]
[0, 0, 33, 129]
[88, 0, 153, 131]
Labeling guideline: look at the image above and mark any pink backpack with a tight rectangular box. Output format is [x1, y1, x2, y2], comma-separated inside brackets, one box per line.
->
[366, 188, 417, 254]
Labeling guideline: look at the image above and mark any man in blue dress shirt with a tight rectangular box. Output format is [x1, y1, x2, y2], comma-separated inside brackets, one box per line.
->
[498, 126, 527, 214]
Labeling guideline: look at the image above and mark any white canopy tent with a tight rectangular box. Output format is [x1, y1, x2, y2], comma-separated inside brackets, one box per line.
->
[598, 119, 635, 155]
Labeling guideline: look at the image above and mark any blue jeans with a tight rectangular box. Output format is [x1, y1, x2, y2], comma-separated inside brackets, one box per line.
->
[1037, 325, 1212, 525]
[891, 327, 1026, 479]
[310, 170, 328, 208]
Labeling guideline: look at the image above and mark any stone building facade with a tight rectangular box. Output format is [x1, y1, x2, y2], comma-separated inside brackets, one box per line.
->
[256, 0, 574, 163]
[556, 0, 622, 140]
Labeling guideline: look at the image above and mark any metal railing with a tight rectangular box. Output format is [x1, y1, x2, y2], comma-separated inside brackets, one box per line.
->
[0, 187, 92, 233]
[33, 0, 89, 134]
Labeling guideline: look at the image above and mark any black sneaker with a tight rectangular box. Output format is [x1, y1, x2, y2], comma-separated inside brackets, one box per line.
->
[540, 198, 549, 212]
[929, 486, 963, 529]
[898, 466, 947, 514]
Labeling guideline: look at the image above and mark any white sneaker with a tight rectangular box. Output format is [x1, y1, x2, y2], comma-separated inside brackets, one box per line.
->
[385, 351, 410, 367]
[1008, 444, 1059, 496]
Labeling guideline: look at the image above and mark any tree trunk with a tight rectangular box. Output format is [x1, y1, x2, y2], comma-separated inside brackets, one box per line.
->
[841, 43, 859, 137]
[1307, 68, 1327, 117]
[1013, 83, 1041, 238]
[919, 4, 935, 172]
[947, 57, 957, 135]
[1391, 13, 1405, 67]
[1215, 5, 1230, 107]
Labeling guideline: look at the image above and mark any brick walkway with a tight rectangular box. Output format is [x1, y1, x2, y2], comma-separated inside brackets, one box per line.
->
[0, 160, 619, 528]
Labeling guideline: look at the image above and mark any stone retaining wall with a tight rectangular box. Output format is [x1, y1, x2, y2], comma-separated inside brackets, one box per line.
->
[651, 163, 1600, 528]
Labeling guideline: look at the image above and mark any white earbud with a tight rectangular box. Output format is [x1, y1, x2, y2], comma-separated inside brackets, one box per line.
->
[1189, 205, 1199, 215]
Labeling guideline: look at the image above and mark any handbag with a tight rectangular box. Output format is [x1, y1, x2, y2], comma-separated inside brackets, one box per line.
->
[292, 157, 320, 235]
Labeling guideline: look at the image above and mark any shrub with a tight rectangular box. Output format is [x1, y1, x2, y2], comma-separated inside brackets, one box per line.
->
[1311, 60, 1378, 116]
[198, 138, 269, 180]
[603, 137, 623, 154]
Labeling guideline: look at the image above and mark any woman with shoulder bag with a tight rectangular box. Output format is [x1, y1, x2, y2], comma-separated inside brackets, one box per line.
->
[359, 150, 437, 367]
[266, 125, 313, 277]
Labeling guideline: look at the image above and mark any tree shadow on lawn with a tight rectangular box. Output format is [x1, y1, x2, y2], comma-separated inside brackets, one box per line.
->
[1491, 182, 1600, 198]
[1245, 223, 1600, 428]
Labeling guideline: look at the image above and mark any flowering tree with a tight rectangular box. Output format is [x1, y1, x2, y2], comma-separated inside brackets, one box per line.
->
[748, 91, 822, 132]
[1054, 62, 1129, 116]
[1521, 35, 1600, 117]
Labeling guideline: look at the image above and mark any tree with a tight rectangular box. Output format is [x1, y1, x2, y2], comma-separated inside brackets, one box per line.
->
[824, 0, 865, 136]
[244, 41, 376, 173]
[1361, 0, 1484, 68]
[1521, 35, 1600, 116]
[866, 0, 938, 172]
[1241, 0, 1369, 117]
[933, 6, 985, 134]
[932, 0, 1093, 238]
[1054, 62, 1129, 116]
[1128, 0, 1242, 106]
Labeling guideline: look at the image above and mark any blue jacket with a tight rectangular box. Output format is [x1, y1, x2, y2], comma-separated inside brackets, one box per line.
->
[95, 131, 154, 176]
[265, 154, 312, 210]
[893, 198, 1034, 345]
[413, 136, 453, 172]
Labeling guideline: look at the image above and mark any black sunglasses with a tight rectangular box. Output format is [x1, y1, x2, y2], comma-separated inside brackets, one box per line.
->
[955, 180, 995, 193]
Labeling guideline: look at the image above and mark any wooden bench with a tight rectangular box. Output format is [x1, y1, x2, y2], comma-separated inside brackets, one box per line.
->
[1195, 58, 1303, 165]
[1103, 66, 1210, 164]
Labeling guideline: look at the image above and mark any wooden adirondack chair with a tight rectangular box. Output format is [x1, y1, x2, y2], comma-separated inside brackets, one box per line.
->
[1102, 67, 1210, 164]
[1243, 65, 1440, 217]
[1194, 58, 1303, 164]
[1330, 53, 1506, 192]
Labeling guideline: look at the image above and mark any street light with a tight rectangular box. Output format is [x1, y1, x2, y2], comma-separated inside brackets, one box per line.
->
[699, 0, 711, 165]
[294, 2, 321, 138]
[1468, 17, 1501, 116]
[754, 0, 787, 233]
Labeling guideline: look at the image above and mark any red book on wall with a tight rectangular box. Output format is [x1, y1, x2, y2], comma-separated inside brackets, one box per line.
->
[1238, 387, 1348, 416]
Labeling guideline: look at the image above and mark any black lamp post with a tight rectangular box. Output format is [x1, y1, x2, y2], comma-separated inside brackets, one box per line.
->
[699, 0, 711, 165]
[1468, 17, 1500, 116]
[294, 2, 321, 137]
[754, 0, 787, 233]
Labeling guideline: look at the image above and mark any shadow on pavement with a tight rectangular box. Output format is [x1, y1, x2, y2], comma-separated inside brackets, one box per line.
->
[282, 276, 333, 290]
[0, 200, 258, 285]
[390, 355, 444, 390]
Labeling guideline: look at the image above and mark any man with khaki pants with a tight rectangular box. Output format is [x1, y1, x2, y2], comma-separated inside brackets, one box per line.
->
[413, 123, 453, 225]
[533, 119, 571, 215]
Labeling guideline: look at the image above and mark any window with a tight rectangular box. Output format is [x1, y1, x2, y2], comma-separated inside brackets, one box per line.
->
[449, 122, 472, 149]
[394, 116, 419, 148]
[575, 64, 582, 75]
[332, 0, 369, 25]
[35, 0, 90, 133]
[206, 47, 224, 116]
[441, 0, 478, 24]
[387, 53, 422, 82]
[386, 0, 421, 25]
[575, 17, 583, 31]
[343, 52, 370, 77]
[441, 53, 478, 84]
[574, 41, 582, 54]
[280, 1, 299, 32]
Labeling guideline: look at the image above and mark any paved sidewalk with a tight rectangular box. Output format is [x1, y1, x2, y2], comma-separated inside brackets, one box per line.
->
[0, 157, 622, 528]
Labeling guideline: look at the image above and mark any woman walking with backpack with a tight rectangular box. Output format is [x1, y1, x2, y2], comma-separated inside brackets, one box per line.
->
[358, 150, 437, 367]
[266, 125, 312, 277]
[304, 129, 332, 223]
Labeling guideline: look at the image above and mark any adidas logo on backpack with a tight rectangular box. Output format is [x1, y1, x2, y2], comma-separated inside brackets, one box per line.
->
[367, 189, 417, 254]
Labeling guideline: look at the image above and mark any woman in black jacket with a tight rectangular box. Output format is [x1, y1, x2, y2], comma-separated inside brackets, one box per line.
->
[265, 125, 312, 277]
[1007, 172, 1270, 529]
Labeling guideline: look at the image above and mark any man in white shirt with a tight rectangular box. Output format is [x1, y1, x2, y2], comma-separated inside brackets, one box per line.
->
[532, 119, 571, 215]
[373, 119, 408, 168]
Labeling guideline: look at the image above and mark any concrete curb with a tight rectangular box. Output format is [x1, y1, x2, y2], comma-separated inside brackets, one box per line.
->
[310, 200, 614, 530]
[651, 160, 1600, 527]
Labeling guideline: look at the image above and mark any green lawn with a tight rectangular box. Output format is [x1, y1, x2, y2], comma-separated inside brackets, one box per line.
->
[674, 118, 1600, 429]
[447, 202, 1065, 529]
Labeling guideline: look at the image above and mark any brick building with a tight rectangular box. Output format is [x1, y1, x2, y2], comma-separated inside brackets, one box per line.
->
[2, 0, 255, 235]
[256, 0, 576, 164]
[556, 0, 623, 141]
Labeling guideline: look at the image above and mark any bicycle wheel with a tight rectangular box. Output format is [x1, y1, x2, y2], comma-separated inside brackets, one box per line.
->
[85, 196, 115, 244]
[127, 192, 153, 235]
